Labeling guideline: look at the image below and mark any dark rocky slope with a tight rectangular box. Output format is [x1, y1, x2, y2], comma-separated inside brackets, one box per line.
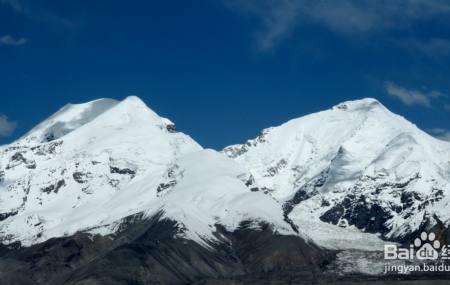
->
[0, 213, 328, 285]
[2, 214, 450, 285]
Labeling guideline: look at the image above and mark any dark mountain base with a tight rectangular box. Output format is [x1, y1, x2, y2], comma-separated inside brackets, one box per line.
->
[1, 213, 450, 285]
[0, 213, 328, 285]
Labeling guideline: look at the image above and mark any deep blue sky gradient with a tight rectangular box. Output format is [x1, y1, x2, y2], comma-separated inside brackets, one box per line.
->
[1, 0, 450, 148]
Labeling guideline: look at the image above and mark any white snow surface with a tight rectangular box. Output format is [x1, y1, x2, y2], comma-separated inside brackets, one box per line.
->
[2, 96, 449, 251]
[224, 98, 450, 249]
[160, 150, 293, 244]
[0, 96, 293, 246]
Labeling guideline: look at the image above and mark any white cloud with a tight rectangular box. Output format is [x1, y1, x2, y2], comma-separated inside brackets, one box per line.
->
[0, 0, 75, 28]
[0, 34, 27, 46]
[0, 115, 17, 137]
[224, 0, 450, 51]
[0, 0, 24, 12]
[428, 128, 450, 141]
[403, 38, 450, 57]
[228, 0, 301, 51]
[384, 81, 446, 108]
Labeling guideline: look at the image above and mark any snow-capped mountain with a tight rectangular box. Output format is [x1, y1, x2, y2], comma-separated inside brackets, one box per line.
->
[2, 96, 449, 250]
[224, 98, 450, 249]
[0, 96, 293, 247]
[1, 96, 450, 284]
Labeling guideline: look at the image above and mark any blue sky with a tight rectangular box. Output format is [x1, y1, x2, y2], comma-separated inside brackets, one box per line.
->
[1, 0, 450, 148]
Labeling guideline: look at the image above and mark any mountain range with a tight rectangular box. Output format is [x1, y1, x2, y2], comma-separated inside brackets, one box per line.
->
[0, 96, 449, 284]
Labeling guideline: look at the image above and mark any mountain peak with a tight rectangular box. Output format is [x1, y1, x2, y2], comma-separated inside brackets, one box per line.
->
[332, 97, 383, 112]
[224, 97, 450, 249]
[0, 96, 203, 246]
[20, 96, 170, 145]
[22, 98, 119, 143]
[119, 95, 152, 110]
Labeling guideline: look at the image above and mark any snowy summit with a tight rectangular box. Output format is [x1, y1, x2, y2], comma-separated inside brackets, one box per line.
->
[0, 96, 449, 254]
